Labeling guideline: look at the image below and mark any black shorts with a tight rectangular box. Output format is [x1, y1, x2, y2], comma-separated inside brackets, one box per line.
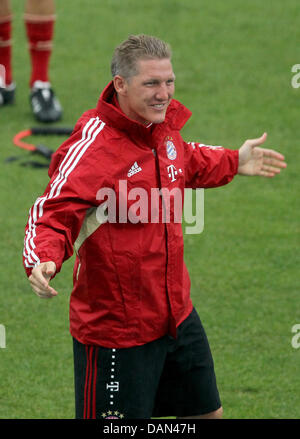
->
[73, 308, 221, 419]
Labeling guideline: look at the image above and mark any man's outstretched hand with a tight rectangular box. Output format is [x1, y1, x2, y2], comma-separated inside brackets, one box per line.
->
[29, 261, 58, 299]
[238, 133, 287, 177]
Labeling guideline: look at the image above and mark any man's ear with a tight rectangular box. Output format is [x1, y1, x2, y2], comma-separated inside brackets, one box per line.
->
[113, 75, 128, 96]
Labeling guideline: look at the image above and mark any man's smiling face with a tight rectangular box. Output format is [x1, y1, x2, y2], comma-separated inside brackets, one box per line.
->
[114, 58, 175, 125]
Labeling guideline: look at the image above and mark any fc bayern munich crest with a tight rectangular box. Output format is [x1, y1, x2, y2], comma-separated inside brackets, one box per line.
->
[165, 137, 177, 160]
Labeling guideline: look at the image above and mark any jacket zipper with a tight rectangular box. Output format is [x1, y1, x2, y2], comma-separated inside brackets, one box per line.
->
[152, 148, 171, 311]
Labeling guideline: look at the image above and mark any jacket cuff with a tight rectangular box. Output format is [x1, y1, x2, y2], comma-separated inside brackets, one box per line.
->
[23, 255, 62, 278]
[233, 149, 240, 174]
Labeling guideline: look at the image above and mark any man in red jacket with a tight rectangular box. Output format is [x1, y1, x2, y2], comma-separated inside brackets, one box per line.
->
[24, 35, 286, 419]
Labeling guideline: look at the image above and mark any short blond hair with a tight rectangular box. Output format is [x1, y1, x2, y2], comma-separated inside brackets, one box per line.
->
[111, 34, 172, 79]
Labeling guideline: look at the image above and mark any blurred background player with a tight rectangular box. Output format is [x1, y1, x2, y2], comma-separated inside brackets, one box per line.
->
[0, 0, 62, 122]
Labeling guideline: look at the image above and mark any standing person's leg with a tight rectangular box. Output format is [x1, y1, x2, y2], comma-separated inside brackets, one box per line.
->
[0, 0, 15, 104]
[153, 308, 223, 419]
[72, 336, 169, 419]
[24, 0, 62, 122]
[178, 406, 223, 419]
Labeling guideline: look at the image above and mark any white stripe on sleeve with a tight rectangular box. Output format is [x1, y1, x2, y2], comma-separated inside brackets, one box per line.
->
[23, 117, 105, 269]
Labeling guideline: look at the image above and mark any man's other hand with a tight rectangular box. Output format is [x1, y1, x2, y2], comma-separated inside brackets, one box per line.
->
[238, 133, 287, 177]
[29, 261, 58, 299]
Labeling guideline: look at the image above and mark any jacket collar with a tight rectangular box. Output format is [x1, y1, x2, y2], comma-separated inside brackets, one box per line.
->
[95, 81, 192, 138]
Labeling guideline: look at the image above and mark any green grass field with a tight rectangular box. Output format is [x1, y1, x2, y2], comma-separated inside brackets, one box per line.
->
[0, 0, 299, 419]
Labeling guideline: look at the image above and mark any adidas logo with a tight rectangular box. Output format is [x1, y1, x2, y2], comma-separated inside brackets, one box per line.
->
[127, 161, 142, 177]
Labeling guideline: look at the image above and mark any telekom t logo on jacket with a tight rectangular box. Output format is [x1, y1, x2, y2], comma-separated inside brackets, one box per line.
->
[167, 164, 183, 182]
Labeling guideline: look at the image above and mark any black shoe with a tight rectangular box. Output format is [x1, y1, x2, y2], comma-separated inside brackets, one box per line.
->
[0, 82, 16, 106]
[30, 81, 63, 122]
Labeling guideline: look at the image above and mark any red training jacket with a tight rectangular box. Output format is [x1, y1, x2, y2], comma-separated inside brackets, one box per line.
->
[23, 82, 239, 348]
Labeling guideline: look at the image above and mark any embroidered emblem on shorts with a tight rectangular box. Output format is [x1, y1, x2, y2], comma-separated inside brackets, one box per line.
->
[165, 136, 177, 160]
[101, 410, 124, 419]
[107, 348, 119, 407]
